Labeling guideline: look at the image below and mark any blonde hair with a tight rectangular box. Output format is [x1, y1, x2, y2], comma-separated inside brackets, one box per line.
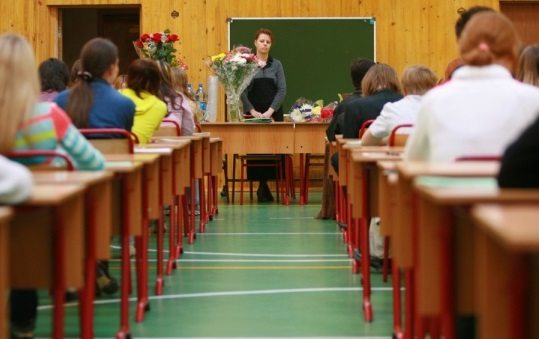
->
[516, 45, 539, 87]
[0, 33, 40, 152]
[459, 12, 521, 71]
[361, 63, 401, 97]
[401, 65, 438, 95]
[170, 67, 193, 100]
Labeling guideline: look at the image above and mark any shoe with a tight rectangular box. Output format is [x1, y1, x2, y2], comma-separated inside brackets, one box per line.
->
[64, 290, 78, 302]
[263, 183, 275, 201]
[354, 251, 391, 272]
[96, 261, 119, 295]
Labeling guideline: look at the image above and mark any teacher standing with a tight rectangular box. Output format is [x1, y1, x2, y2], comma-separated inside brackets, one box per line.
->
[241, 28, 287, 202]
[241, 28, 286, 121]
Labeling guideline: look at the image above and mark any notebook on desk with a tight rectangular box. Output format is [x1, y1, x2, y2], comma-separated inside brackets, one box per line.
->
[244, 118, 273, 123]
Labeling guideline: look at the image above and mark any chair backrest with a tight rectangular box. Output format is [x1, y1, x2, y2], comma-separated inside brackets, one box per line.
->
[359, 119, 375, 138]
[389, 123, 414, 146]
[154, 119, 182, 137]
[6, 150, 75, 171]
[79, 128, 137, 154]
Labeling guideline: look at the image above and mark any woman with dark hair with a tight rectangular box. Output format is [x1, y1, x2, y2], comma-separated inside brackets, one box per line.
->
[120, 59, 167, 144]
[54, 38, 135, 132]
[38, 57, 70, 101]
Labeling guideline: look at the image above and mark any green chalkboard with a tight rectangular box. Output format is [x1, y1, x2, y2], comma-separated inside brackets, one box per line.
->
[229, 17, 376, 114]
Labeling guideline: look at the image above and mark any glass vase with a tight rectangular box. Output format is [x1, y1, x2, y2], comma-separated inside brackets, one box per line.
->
[226, 92, 244, 122]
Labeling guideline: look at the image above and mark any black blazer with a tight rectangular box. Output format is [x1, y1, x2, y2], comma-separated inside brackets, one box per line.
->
[341, 89, 403, 138]
[498, 114, 539, 188]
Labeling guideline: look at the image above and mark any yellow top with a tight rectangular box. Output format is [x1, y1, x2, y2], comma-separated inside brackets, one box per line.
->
[120, 88, 167, 144]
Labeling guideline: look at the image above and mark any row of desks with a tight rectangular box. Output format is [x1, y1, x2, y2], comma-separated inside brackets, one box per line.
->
[0, 134, 223, 338]
[335, 137, 539, 339]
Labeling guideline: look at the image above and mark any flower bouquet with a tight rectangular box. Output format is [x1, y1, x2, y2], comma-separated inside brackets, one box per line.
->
[133, 29, 188, 69]
[288, 97, 325, 122]
[206, 46, 264, 122]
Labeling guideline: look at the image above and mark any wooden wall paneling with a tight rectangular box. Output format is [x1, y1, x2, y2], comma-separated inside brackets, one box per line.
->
[500, 2, 539, 45]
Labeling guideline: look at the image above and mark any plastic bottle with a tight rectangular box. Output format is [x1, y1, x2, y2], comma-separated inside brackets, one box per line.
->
[195, 83, 207, 119]
[187, 83, 195, 99]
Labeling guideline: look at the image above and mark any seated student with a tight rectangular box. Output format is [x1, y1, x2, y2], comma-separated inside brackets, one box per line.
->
[330, 64, 402, 173]
[498, 113, 539, 188]
[405, 12, 539, 162]
[361, 65, 438, 146]
[0, 33, 105, 339]
[38, 58, 70, 102]
[341, 63, 403, 139]
[325, 58, 376, 142]
[120, 59, 167, 144]
[516, 44, 539, 87]
[0, 155, 33, 204]
[54, 38, 135, 133]
[156, 60, 195, 136]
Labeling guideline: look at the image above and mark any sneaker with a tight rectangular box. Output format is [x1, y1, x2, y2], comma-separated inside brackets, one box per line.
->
[129, 244, 136, 258]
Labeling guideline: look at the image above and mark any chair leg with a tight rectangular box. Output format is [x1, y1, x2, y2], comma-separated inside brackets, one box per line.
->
[383, 236, 390, 283]
[232, 154, 237, 204]
[240, 158, 245, 205]
[305, 154, 310, 205]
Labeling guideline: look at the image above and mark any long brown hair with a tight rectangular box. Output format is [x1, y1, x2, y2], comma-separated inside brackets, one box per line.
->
[0, 33, 39, 152]
[65, 38, 119, 128]
[361, 64, 401, 97]
[125, 59, 161, 98]
[170, 67, 193, 100]
[516, 45, 539, 87]
[156, 60, 182, 111]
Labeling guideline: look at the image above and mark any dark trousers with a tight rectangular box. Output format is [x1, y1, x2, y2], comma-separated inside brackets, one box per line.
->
[10, 289, 37, 331]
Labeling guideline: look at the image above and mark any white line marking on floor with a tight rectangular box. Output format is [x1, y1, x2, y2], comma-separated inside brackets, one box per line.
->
[201, 232, 342, 235]
[86, 337, 390, 339]
[109, 246, 348, 257]
[113, 259, 352, 263]
[37, 287, 393, 310]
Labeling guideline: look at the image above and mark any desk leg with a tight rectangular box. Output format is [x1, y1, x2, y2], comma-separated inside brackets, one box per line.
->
[117, 176, 132, 338]
[167, 200, 177, 275]
[188, 177, 196, 244]
[212, 175, 218, 215]
[79, 194, 96, 338]
[52, 208, 66, 339]
[392, 258, 404, 339]
[175, 194, 184, 258]
[135, 178, 150, 322]
[361, 216, 373, 322]
[199, 177, 206, 233]
[440, 211, 455, 339]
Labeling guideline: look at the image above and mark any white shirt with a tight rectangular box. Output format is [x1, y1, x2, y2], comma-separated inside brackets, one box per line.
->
[369, 95, 421, 139]
[0, 155, 33, 204]
[404, 64, 539, 162]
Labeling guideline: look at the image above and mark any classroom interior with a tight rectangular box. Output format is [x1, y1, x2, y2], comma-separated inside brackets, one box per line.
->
[2, 1, 539, 338]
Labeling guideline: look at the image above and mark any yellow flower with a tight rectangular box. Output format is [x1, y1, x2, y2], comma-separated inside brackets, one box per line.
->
[211, 53, 226, 61]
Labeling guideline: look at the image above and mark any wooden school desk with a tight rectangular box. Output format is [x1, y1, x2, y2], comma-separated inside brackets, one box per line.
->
[0, 207, 13, 339]
[413, 177, 539, 339]
[32, 171, 114, 339]
[10, 184, 86, 339]
[393, 162, 500, 338]
[152, 136, 202, 243]
[103, 159, 143, 338]
[346, 149, 403, 323]
[133, 146, 175, 288]
[105, 153, 160, 322]
[471, 203, 539, 339]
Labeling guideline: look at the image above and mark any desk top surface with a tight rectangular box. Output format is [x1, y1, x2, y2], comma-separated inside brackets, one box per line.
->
[472, 203, 539, 251]
[32, 171, 114, 185]
[397, 161, 500, 179]
[25, 184, 86, 205]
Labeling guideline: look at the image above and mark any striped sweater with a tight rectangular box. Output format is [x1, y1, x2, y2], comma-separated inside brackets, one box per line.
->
[13, 102, 105, 170]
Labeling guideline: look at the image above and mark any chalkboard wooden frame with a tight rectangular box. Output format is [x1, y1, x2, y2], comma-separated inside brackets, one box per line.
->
[228, 17, 376, 114]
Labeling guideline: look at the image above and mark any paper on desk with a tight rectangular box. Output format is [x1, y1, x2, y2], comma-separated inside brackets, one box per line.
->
[415, 176, 497, 188]
[135, 148, 170, 154]
[105, 161, 133, 168]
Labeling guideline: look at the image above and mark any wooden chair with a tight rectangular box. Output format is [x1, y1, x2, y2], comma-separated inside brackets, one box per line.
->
[154, 119, 181, 137]
[79, 128, 137, 154]
[388, 123, 413, 146]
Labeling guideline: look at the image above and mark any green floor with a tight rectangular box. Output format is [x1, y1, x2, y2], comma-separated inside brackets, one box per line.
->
[35, 193, 393, 338]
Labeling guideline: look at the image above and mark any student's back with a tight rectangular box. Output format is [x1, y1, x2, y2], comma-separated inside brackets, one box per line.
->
[54, 38, 135, 134]
[405, 12, 539, 162]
